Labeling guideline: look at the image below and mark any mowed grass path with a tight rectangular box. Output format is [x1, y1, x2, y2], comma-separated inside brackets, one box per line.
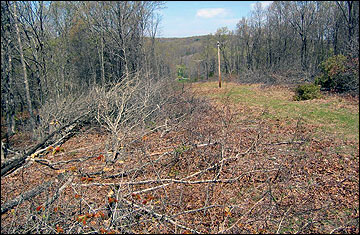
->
[191, 81, 359, 141]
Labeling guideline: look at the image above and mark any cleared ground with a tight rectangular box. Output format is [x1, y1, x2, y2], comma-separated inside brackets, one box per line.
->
[1, 81, 359, 234]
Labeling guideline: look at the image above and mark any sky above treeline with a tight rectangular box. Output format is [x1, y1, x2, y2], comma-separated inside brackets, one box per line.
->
[156, 1, 273, 38]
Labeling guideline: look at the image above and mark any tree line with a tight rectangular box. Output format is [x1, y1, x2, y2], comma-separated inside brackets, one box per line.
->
[1, 1, 171, 150]
[1, 1, 359, 152]
[182, 1, 358, 88]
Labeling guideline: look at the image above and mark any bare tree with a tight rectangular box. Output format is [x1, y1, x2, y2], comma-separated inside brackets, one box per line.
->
[336, 1, 359, 57]
[12, 1, 36, 134]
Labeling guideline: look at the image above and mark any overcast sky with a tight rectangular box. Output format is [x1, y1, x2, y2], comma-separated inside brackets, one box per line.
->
[156, 1, 273, 38]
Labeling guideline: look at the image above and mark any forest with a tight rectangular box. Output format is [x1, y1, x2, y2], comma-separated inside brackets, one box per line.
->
[1, 1, 359, 234]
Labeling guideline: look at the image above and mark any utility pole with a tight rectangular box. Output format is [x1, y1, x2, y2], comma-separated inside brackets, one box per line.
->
[217, 41, 221, 88]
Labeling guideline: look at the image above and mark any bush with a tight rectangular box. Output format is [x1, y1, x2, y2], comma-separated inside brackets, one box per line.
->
[294, 83, 322, 101]
[176, 64, 187, 79]
[315, 54, 359, 94]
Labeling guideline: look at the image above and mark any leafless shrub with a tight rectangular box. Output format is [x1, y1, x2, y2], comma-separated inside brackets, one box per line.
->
[33, 90, 94, 142]
[236, 68, 312, 86]
[92, 72, 180, 163]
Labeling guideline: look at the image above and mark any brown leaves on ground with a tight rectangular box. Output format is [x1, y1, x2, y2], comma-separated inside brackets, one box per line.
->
[1, 84, 359, 234]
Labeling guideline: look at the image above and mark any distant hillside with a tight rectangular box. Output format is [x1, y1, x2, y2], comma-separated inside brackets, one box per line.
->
[154, 35, 215, 79]
[156, 35, 206, 57]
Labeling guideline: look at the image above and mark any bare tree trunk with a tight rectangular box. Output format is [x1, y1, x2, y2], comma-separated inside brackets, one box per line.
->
[100, 32, 105, 86]
[205, 62, 209, 80]
[2, 35, 15, 160]
[333, 21, 339, 55]
[1, 2, 15, 142]
[301, 36, 308, 71]
[2, 31, 16, 140]
[6, 52, 15, 137]
[13, 2, 36, 133]
[217, 43, 221, 88]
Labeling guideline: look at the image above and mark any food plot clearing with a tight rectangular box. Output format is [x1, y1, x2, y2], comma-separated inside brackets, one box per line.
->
[1, 81, 359, 234]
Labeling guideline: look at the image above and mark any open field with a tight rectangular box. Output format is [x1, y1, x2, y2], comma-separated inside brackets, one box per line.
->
[1, 81, 359, 234]
[192, 81, 359, 141]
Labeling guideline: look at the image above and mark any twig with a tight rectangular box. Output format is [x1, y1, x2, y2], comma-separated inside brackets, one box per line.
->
[51, 155, 95, 166]
[276, 205, 292, 234]
[264, 141, 305, 145]
[33, 159, 60, 170]
[219, 193, 267, 234]
[328, 216, 359, 234]
[122, 198, 201, 234]
[295, 220, 320, 234]
[172, 205, 219, 217]
[30, 155, 95, 170]
[104, 150, 172, 179]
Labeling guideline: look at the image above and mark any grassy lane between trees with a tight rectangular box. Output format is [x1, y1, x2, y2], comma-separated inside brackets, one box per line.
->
[191, 81, 359, 142]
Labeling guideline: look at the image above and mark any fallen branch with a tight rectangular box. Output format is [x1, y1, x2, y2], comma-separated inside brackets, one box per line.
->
[125, 149, 254, 196]
[104, 151, 173, 179]
[75, 168, 278, 187]
[45, 174, 74, 208]
[1, 113, 88, 177]
[263, 140, 305, 145]
[31, 155, 95, 171]
[33, 159, 60, 170]
[219, 192, 267, 233]
[122, 198, 201, 234]
[105, 142, 218, 179]
[1, 180, 53, 214]
[172, 204, 219, 217]
[276, 205, 292, 234]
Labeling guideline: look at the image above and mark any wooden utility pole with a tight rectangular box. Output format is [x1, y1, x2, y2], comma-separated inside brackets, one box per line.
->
[217, 41, 221, 88]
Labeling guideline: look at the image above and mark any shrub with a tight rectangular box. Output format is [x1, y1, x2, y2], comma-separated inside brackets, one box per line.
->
[176, 64, 187, 79]
[294, 83, 322, 101]
[315, 54, 359, 94]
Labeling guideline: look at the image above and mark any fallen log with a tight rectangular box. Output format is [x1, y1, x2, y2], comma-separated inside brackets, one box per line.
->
[45, 175, 74, 208]
[1, 180, 53, 214]
[1, 113, 88, 177]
